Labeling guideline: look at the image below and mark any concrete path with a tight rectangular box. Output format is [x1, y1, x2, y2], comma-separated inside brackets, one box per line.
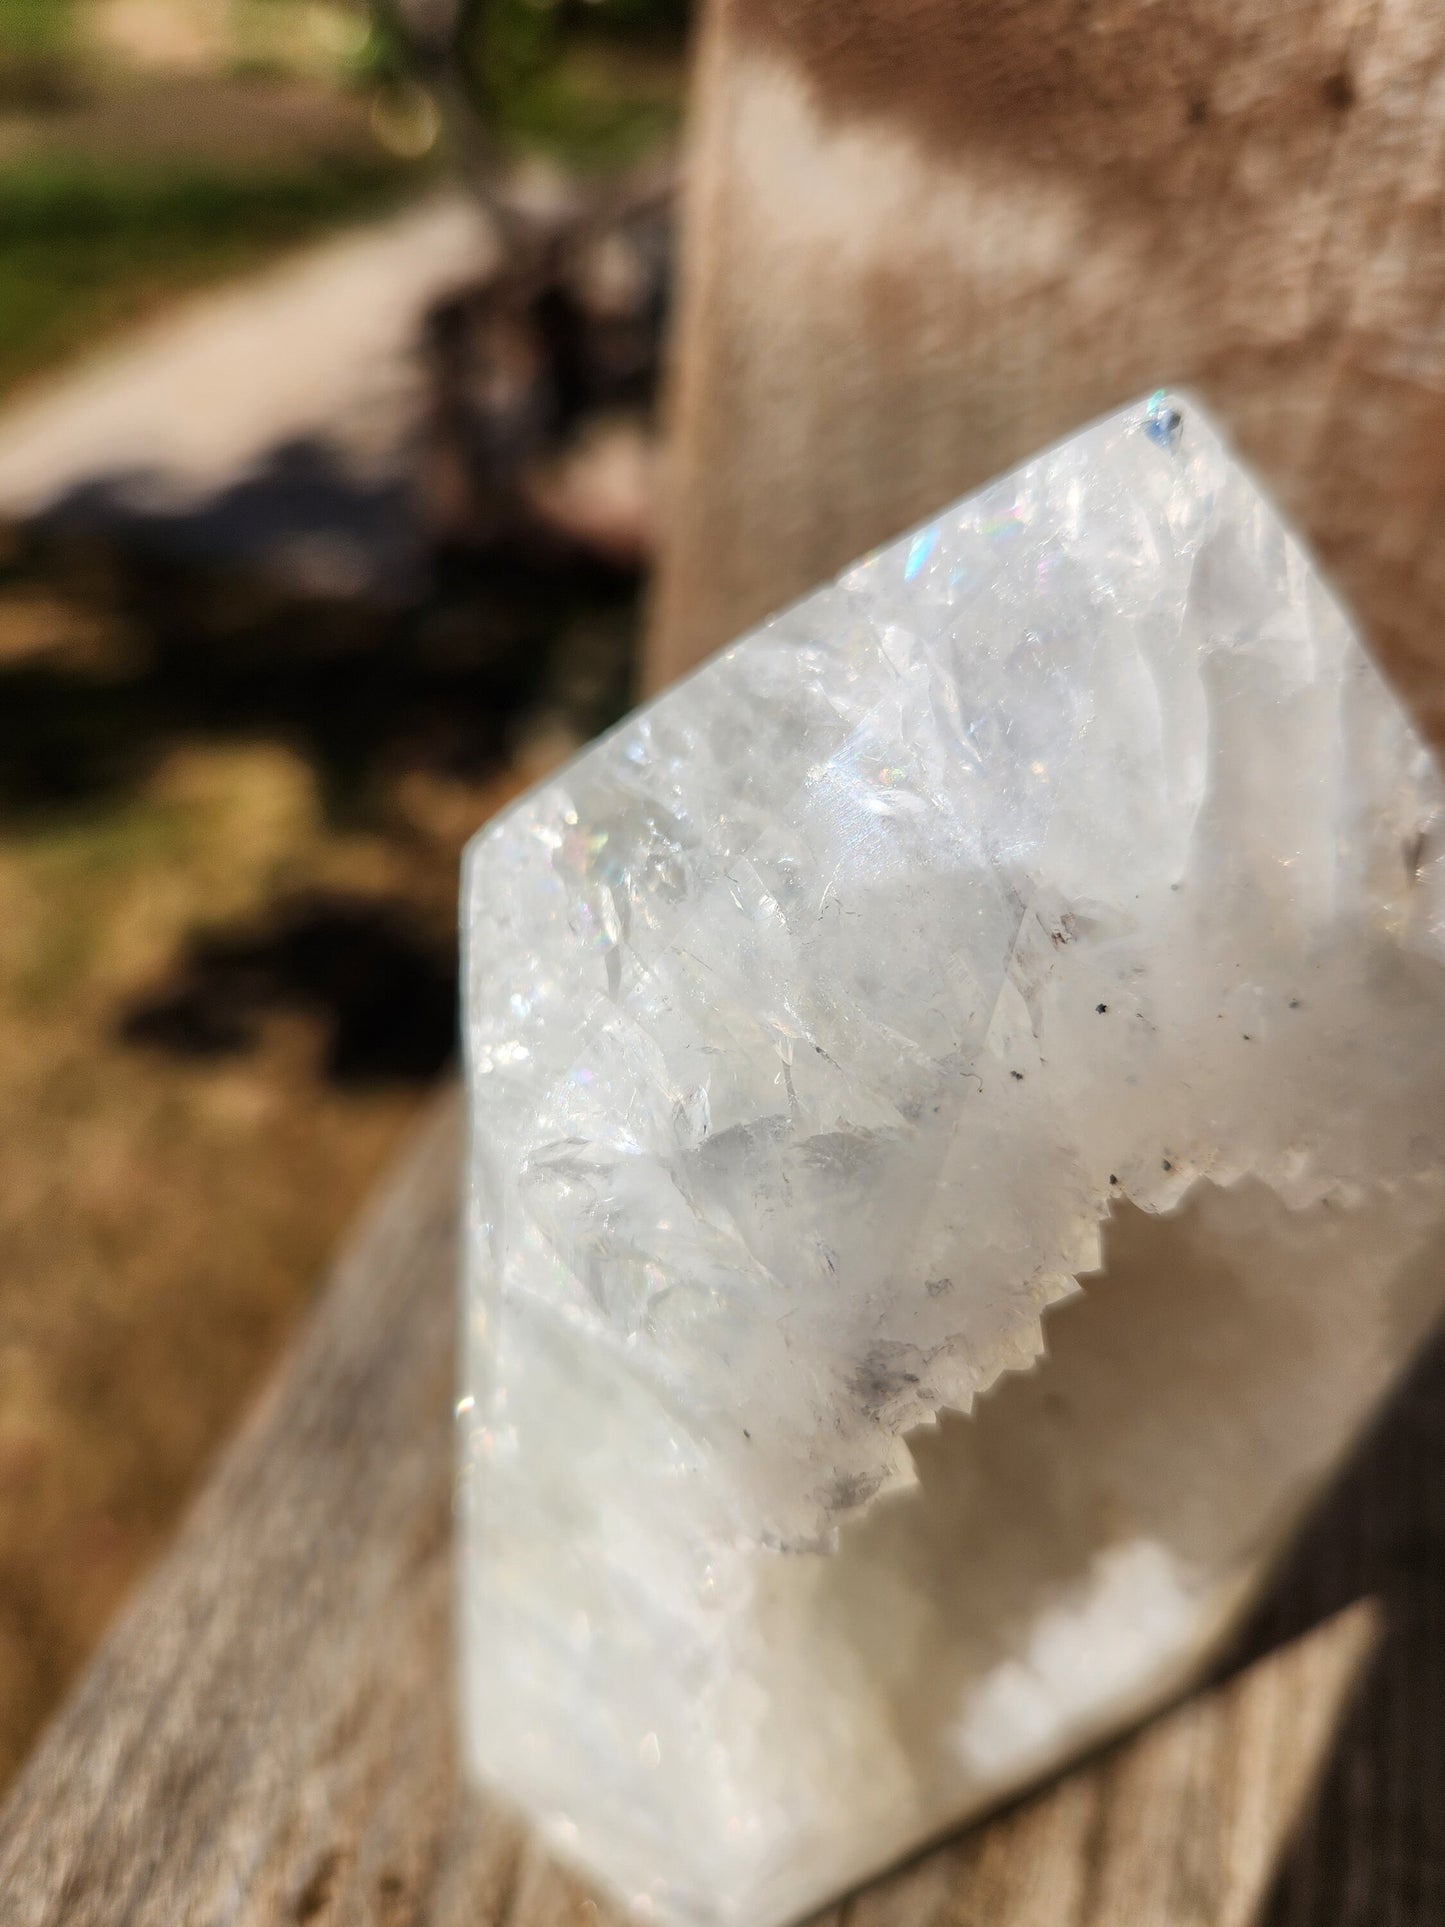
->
[0, 191, 495, 527]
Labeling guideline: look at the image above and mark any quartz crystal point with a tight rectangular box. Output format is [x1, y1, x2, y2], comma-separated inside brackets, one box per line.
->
[459, 394, 1445, 1927]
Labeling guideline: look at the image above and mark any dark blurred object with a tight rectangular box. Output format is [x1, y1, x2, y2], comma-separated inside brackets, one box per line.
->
[417, 170, 670, 563]
[374, 0, 495, 196]
[378, 0, 689, 205]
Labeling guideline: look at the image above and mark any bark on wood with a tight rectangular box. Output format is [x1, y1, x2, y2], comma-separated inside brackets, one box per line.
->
[2, 1087, 1444, 1924]
[647, 0, 1445, 727]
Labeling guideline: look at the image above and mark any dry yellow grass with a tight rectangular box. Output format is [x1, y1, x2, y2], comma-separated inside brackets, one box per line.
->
[0, 638, 527, 1786]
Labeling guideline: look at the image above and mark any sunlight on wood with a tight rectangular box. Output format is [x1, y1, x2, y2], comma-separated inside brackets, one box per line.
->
[834, 1601, 1379, 1927]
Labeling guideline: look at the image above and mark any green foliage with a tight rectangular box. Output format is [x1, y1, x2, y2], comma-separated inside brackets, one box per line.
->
[344, 11, 414, 88]
[0, 154, 422, 397]
[0, 0, 76, 58]
[0, 0, 79, 106]
[462, 0, 688, 169]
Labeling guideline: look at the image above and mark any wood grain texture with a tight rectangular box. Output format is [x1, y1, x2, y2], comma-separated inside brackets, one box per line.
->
[1, 1085, 1443, 1925]
[646, 0, 1445, 720]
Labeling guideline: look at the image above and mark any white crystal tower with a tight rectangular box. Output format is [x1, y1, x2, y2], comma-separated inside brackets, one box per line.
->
[459, 395, 1445, 1926]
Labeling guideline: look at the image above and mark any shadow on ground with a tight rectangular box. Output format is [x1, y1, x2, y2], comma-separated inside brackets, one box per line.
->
[1, 447, 638, 817]
[118, 889, 460, 1082]
[0, 429, 641, 1087]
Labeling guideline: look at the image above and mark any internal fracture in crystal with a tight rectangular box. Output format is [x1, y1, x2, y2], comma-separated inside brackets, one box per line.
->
[459, 394, 1445, 1927]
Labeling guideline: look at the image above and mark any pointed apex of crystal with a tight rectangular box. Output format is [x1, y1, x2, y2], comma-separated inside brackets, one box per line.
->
[461, 394, 1445, 1926]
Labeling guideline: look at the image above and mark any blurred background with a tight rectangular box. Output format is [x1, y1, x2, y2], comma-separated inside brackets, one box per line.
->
[0, 0, 687, 1789]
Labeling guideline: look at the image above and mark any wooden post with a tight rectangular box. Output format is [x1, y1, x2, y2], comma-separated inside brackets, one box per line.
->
[647, 0, 1445, 735]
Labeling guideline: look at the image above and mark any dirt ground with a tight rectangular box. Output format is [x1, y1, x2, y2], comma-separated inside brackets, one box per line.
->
[0, 513, 636, 1789]
[0, 0, 676, 1800]
[0, 740, 436, 1787]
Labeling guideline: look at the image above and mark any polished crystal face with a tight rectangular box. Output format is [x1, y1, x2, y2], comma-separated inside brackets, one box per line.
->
[459, 394, 1445, 1927]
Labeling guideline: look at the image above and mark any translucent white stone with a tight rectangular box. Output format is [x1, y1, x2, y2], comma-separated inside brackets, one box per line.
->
[459, 394, 1445, 1927]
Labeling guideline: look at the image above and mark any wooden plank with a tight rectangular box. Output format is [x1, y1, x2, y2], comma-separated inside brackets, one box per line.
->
[0, 1091, 496, 1927]
[646, 0, 1445, 716]
[1, 1082, 1442, 1924]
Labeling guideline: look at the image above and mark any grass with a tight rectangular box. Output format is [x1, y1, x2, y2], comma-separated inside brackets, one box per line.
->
[0, 527, 606, 1789]
[0, 724, 466, 1790]
[0, 0, 671, 1803]
[467, 0, 688, 170]
[0, 151, 425, 399]
[0, 0, 77, 61]
[492, 36, 684, 169]
[0, 0, 80, 109]
[0, 777, 435, 1791]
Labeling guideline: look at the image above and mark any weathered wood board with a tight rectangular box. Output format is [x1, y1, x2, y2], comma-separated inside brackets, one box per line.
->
[1, 1088, 1443, 1925]
[647, 0, 1445, 725]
